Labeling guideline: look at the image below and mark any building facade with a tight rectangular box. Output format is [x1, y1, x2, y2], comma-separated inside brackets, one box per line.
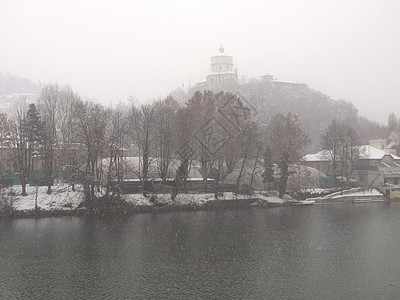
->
[301, 145, 400, 188]
[196, 45, 238, 92]
[195, 46, 306, 93]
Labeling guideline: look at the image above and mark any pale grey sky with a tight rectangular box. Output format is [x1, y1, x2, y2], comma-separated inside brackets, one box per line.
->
[1, 0, 399, 123]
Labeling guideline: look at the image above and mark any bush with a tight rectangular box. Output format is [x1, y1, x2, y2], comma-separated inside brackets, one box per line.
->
[0, 188, 15, 217]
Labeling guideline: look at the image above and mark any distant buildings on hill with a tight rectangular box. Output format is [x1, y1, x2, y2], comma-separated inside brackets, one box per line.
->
[0, 93, 37, 114]
[195, 45, 305, 92]
[0, 71, 40, 114]
[196, 44, 238, 91]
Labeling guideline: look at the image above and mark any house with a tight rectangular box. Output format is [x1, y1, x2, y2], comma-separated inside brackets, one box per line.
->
[0, 144, 86, 185]
[370, 139, 397, 155]
[0, 146, 47, 185]
[301, 145, 400, 188]
[380, 186, 400, 199]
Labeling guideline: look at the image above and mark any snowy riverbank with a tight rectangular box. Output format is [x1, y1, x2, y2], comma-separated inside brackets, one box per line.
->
[306, 187, 384, 204]
[1, 185, 388, 219]
[0, 184, 306, 218]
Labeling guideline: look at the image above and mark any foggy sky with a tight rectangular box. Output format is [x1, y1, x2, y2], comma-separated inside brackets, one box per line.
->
[1, 0, 399, 123]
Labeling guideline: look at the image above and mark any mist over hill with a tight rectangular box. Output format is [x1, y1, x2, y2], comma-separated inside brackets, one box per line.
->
[237, 80, 358, 149]
[0, 71, 41, 95]
[171, 79, 360, 149]
[0, 71, 41, 114]
[0, 71, 381, 149]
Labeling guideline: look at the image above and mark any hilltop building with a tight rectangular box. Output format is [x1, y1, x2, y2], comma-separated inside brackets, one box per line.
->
[196, 45, 238, 91]
[196, 45, 304, 92]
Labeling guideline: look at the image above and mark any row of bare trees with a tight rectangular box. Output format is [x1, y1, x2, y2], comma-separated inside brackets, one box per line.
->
[321, 119, 361, 188]
[1, 86, 313, 201]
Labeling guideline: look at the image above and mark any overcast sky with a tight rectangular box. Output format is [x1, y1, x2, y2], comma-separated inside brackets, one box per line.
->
[1, 0, 399, 123]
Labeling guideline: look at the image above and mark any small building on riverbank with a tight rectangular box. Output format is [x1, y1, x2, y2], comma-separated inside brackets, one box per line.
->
[379, 185, 400, 199]
[301, 145, 400, 188]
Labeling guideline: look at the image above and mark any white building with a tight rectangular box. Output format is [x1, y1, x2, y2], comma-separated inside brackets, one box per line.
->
[195, 46, 305, 92]
[301, 145, 400, 188]
[196, 45, 238, 91]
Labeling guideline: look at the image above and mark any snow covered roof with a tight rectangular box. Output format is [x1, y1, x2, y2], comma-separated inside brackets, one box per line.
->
[302, 150, 331, 162]
[302, 145, 400, 162]
[358, 145, 400, 160]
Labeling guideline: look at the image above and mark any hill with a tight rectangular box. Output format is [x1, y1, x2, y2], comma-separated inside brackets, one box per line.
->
[237, 80, 358, 148]
[0, 71, 378, 149]
[171, 79, 359, 149]
[0, 71, 41, 114]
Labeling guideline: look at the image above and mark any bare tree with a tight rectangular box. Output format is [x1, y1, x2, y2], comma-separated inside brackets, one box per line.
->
[186, 91, 217, 186]
[129, 103, 156, 195]
[322, 119, 360, 188]
[171, 106, 193, 198]
[37, 84, 60, 194]
[11, 103, 30, 196]
[235, 121, 261, 193]
[338, 123, 360, 187]
[321, 119, 341, 188]
[262, 144, 275, 190]
[57, 86, 82, 190]
[154, 97, 179, 182]
[0, 113, 13, 175]
[0, 113, 13, 145]
[103, 109, 129, 201]
[185, 90, 250, 190]
[269, 113, 310, 198]
[72, 100, 109, 201]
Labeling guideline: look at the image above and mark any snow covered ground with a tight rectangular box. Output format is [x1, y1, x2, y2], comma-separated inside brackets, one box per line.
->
[2, 184, 83, 211]
[306, 187, 384, 203]
[2, 184, 386, 214]
[123, 191, 287, 206]
[2, 184, 291, 213]
[330, 188, 382, 199]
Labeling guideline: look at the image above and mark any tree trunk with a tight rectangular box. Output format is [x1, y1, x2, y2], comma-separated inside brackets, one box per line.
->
[21, 182, 27, 196]
[278, 152, 289, 198]
[142, 147, 149, 196]
[236, 151, 249, 194]
[249, 149, 261, 193]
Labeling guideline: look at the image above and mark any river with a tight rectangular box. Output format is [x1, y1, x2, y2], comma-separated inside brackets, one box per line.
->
[1, 202, 400, 299]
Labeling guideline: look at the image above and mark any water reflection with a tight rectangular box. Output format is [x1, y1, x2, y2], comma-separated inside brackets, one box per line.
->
[1, 204, 400, 299]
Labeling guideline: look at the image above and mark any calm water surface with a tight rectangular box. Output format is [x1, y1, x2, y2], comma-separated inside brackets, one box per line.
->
[1, 203, 400, 299]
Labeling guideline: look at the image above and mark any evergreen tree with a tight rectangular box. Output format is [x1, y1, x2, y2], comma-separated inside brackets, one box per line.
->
[23, 103, 45, 187]
[24, 103, 45, 147]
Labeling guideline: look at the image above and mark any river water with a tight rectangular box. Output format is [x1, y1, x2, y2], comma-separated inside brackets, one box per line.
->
[1, 203, 400, 299]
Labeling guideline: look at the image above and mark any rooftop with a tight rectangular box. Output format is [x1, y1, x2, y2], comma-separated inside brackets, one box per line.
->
[302, 145, 400, 162]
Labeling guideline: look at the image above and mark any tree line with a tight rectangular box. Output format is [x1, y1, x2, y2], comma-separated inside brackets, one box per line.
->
[4, 83, 379, 203]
